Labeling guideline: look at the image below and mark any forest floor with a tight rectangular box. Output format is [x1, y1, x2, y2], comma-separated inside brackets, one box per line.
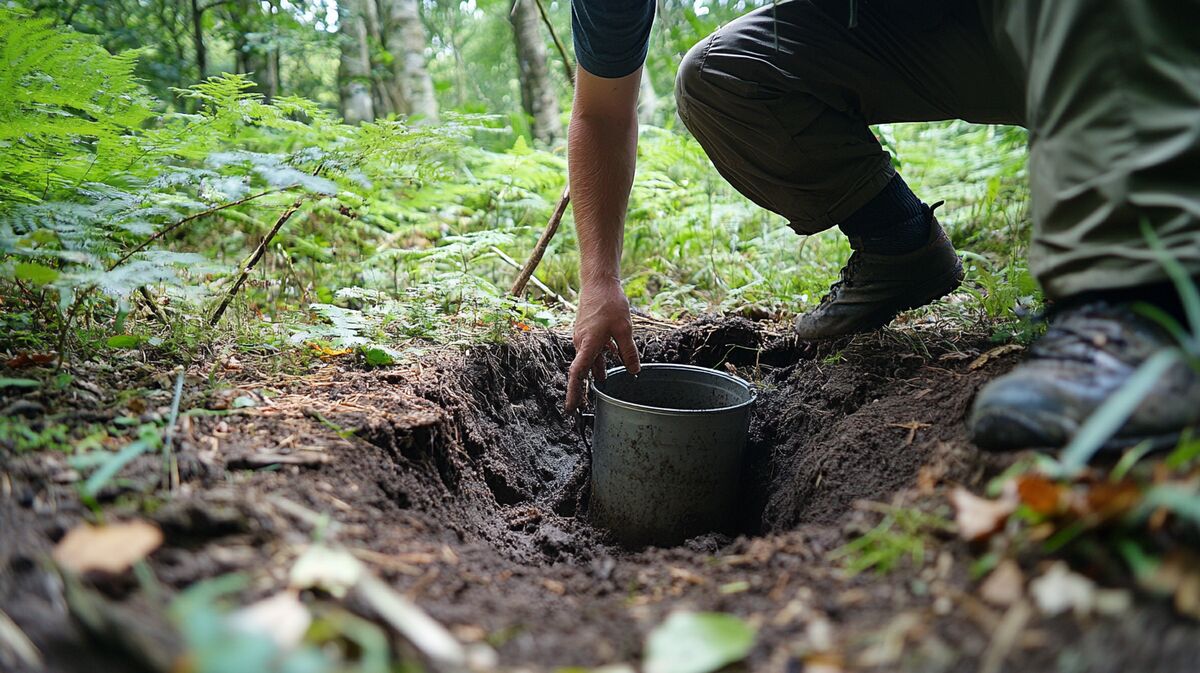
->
[2, 314, 1199, 673]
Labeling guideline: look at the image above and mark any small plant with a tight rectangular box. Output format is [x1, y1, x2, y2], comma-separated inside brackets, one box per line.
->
[830, 504, 953, 577]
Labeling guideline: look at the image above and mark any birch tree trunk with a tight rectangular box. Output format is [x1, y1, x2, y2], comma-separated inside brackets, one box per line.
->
[382, 0, 438, 121]
[363, 0, 402, 116]
[510, 0, 561, 145]
[338, 0, 376, 123]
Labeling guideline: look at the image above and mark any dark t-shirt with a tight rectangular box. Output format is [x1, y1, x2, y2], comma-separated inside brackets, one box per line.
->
[571, 0, 655, 79]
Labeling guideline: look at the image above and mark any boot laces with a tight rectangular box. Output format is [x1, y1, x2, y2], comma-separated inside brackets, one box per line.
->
[818, 251, 864, 306]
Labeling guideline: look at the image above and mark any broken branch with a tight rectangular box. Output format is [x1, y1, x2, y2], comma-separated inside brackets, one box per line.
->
[510, 185, 570, 298]
[209, 197, 305, 326]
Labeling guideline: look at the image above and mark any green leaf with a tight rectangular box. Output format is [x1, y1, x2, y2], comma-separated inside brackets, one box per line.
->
[361, 345, 401, 367]
[14, 262, 59, 285]
[0, 378, 41, 389]
[644, 612, 755, 673]
[106, 334, 141, 349]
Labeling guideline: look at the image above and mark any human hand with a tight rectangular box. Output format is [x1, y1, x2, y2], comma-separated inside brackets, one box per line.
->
[565, 280, 641, 412]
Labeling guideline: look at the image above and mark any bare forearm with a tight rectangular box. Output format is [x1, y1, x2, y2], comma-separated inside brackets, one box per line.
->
[569, 86, 638, 287]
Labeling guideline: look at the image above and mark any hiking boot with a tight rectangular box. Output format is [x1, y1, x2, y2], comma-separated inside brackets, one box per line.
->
[793, 213, 964, 340]
[969, 302, 1200, 453]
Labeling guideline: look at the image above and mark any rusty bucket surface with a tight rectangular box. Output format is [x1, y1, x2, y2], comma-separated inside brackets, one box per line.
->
[589, 363, 755, 548]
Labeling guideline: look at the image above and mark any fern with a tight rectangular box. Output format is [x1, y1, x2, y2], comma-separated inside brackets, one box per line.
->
[0, 8, 155, 203]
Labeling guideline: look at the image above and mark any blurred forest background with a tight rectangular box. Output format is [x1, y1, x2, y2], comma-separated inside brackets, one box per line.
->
[1, 0, 1033, 365]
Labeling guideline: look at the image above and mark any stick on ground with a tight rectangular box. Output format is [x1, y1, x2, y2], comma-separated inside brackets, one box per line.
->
[509, 185, 570, 298]
[210, 197, 305, 326]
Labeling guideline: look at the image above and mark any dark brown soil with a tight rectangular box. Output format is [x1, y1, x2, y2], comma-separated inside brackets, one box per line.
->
[3, 316, 1199, 672]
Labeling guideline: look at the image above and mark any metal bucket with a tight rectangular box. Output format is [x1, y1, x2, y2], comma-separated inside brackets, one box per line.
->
[588, 363, 756, 548]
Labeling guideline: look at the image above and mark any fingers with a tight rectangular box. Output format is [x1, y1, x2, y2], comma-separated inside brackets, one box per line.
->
[614, 325, 642, 376]
[591, 356, 607, 386]
[565, 345, 594, 413]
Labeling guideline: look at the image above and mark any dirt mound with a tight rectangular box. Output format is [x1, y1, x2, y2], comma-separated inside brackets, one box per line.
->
[6, 317, 1199, 672]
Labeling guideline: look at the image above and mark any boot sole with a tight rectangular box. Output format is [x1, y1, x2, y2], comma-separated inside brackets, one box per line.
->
[796, 259, 965, 341]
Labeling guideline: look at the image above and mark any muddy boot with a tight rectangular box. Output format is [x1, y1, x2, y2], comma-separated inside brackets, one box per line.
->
[969, 302, 1200, 453]
[793, 214, 964, 340]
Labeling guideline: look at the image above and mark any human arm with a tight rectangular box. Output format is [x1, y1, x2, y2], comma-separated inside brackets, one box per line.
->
[563, 66, 643, 412]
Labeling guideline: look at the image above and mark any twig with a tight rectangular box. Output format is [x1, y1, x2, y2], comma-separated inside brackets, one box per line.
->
[53, 286, 94, 374]
[490, 245, 576, 311]
[510, 185, 570, 298]
[530, 0, 574, 87]
[0, 608, 41, 669]
[109, 186, 294, 271]
[137, 287, 170, 325]
[209, 197, 305, 326]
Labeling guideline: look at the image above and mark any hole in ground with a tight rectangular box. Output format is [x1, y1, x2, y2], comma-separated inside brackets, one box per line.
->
[356, 316, 999, 563]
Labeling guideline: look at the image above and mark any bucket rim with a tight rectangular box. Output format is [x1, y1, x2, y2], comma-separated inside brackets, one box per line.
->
[590, 362, 756, 416]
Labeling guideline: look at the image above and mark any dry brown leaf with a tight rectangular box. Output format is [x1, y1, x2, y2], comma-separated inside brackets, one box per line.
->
[668, 567, 709, 585]
[980, 559, 1024, 607]
[803, 651, 846, 673]
[968, 344, 1024, 371]
[1144, 552, 1200, 619]
[1080, 480, 1142, 520]
[52, 521, 163, 574]
[951, 487, 1016, 542]
[1015, 475, 1064, 515]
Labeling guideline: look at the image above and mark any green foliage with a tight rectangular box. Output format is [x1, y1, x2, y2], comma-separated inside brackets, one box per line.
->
[0, 418, 69, 452]
[830, 506, 953, 577]
[0, 7, 1037, 369]
[0, 8, 155, 202]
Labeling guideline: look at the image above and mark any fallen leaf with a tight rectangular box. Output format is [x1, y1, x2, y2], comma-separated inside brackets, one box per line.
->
[979, 559, 1024, 607]
[228, 591, 311, 651]
[802, 651, 846, 673]
[1079, 480, 1142, 520]
[969, 344, 1024, 371]
[1015, 475, 1064, 516]
[1030, 562, 1093, 616]
[1028, 562, 1128, 617]
[668, 566, 709, 585]
[855, 612, 924, 667]
[951, 487, 1016, 542]
[290, 545, 363, 598]
[53, 521, 163, 574]
[1143, 552, 1200, 619]
[306, 342, 352, 358]
[5, 352, 57, 368]
[644, 611, 755, 673]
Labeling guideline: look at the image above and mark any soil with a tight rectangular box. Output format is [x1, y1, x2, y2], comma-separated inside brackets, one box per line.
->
[2, 316, 1199, 672]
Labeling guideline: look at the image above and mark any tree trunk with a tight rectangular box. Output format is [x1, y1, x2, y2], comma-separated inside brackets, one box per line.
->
[190, 0, 207, 80]
[510, 0, 561, 145]
[338, 0, 375, 123]
[363, 0, 402, 115]
[381, 0, 438, 121]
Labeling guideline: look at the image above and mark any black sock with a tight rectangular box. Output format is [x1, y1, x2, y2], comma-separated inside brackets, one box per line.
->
[838, 173, 931, 255]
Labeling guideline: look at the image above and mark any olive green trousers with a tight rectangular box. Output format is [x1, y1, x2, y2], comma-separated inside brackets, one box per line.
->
[674, 0, 1200, 300]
